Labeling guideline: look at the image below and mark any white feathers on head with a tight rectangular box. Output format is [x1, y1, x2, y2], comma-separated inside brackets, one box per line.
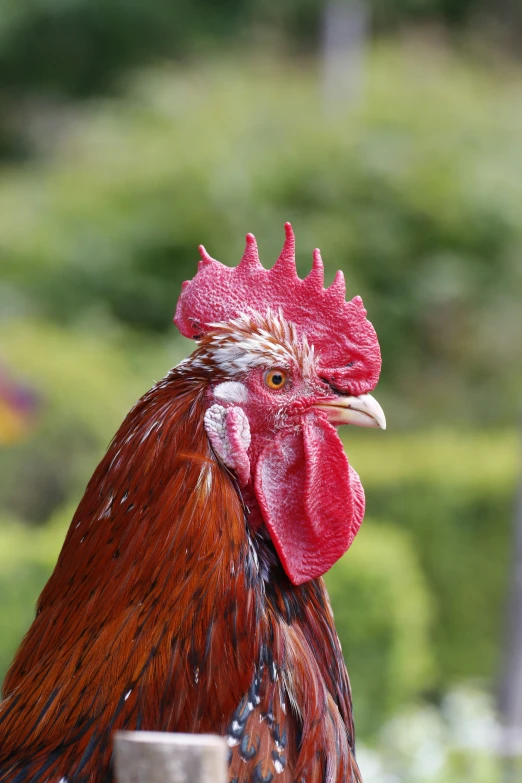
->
[193, 310, 316, 378]
[213, 381, 249, 404]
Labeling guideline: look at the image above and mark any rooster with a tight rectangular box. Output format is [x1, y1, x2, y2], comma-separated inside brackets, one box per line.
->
[0, 224, 385, 783]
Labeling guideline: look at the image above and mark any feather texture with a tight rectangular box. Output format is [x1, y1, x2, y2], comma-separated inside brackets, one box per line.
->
[0, 351, 361, 783]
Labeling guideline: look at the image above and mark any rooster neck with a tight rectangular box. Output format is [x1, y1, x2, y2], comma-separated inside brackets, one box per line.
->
[0, 367, 358, 783]
[228, 532, 359, 782]
[0, 369, 262, 779]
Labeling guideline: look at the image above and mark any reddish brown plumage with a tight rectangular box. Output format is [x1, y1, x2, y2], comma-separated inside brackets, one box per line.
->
[0, 358, 361, 783]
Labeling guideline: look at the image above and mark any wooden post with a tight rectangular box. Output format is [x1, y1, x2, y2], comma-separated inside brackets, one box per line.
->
[114, 731, 228, 783]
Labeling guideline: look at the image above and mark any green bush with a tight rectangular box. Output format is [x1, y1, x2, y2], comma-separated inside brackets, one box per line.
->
[0, 509, 68, 681]
[345, 429, 517, 689]
[326, 521, 434, 737]
[368, 482, 513, 686]
[0, 0, 245, 98]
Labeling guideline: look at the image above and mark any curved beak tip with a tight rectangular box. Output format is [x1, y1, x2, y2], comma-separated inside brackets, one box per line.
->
[315, 393, 386, 430]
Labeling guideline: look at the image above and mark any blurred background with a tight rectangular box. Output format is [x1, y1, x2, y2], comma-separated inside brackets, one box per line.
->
[0, 1, 521, 780]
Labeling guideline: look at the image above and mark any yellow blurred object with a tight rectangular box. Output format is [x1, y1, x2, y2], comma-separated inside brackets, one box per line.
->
[0, 399, 33, 444]
[0, 365, 39, 445]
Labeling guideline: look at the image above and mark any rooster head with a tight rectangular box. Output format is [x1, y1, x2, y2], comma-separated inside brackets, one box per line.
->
[175, 223, 384, 585]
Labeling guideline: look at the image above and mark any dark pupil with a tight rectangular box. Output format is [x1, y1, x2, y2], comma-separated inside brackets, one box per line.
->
[272, 374, 283, 386]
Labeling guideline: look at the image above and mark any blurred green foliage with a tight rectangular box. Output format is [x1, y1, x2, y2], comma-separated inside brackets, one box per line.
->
[347, 429, 517, 686]
[0, 509, 67, 681]
[362, 686, 520, 782]
[0, 1, 501, 101]
[0, 320, 181, 521]
[0, 39, 520, 743]
[326, 521, 434, 736]
[0, 1, 518, 159]
[1, 47, 521, 427]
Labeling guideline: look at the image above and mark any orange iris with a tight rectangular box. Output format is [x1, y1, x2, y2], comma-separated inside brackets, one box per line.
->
[265, 369, 287, 390]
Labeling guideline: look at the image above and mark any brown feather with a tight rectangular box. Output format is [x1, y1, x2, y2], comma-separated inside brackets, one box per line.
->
[0, 356, 361, 783]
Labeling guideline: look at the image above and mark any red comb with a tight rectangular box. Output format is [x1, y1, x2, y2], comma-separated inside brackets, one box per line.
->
[174, 223, 381, 396]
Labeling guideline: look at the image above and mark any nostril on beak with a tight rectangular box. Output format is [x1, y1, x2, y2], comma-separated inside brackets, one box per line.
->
[319, 377, 344, 396]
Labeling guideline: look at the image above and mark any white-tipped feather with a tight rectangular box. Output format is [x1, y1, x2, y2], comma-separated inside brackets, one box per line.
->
[200, 311, 316, 378]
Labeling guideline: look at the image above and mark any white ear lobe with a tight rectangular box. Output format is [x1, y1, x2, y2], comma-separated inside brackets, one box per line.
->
[204, 404, 251, 486]
[213, 381, 249, 404]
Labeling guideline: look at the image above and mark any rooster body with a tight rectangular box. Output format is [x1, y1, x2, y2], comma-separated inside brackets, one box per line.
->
[0, 226, 384, 783]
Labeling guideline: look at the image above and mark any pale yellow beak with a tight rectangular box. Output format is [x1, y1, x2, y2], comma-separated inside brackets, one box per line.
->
[314, 393, 386, 430]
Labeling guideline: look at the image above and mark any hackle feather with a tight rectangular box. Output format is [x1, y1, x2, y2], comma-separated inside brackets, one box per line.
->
[0, 335, 362, 783]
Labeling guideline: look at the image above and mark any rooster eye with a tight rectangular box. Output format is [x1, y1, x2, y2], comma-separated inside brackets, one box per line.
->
[265, 369, 287, 390]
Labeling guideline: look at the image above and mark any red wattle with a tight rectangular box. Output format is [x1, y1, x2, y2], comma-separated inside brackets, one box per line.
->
[254, 411, 365, 585]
